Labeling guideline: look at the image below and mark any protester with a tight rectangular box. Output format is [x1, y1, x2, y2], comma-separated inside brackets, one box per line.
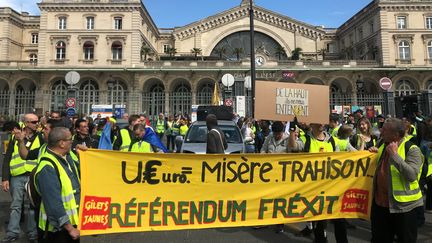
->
[350, 117, 377, 150]
[289, 120, 347, 243]
[328, 113, 342, 137]
[261, 121, 289, 154]
[336, 124, 357, 152]
[35, 127, 80, 242]
[71, 118, 98, 154]
[205, 114, 227, 154]
[165, 115, 175, 152]
[1, 113, 42, 243]
[369, 118, 423, 243]
[113, 114, 140, 151]
[129, 124, 153, 153]
[242, 118, 255, 153]
[155, 113, 166, 139]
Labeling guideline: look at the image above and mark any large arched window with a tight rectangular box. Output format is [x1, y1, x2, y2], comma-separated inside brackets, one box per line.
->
[170, 82, 191, 115]
[78, 80, 99, 115]
[197, 83, 213, 105]
[428, 40, 432, 62]
[83, 41, 94, 60]
[143, 83, 165, 122]
[398, 41, 410, 60]
[0, 81, 10, 115]
[111, 41, 122, 60]
[396, 80, 415, 96]
[107, 79, 127, 105]
[51, 79, 68, 111]
[427, 80, 432, 91]
[56, 41, 66, 60]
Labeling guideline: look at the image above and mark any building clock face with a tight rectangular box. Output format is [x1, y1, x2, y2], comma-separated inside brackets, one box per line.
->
[255, 56, 265, 66]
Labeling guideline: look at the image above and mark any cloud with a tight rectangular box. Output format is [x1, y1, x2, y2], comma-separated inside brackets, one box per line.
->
[0, 0, 40, 14]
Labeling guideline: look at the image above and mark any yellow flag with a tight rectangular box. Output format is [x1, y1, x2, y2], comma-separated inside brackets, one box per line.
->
[211, 82, 220, 105]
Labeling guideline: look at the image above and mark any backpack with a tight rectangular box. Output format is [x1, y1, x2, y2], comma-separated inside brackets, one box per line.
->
[26, 157, 61, 209]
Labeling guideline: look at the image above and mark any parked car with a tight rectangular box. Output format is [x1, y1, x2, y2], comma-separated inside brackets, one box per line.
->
[180, 120, 244, 154]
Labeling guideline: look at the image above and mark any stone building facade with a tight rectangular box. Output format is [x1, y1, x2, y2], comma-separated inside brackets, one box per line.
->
[0, 0, 431, 120]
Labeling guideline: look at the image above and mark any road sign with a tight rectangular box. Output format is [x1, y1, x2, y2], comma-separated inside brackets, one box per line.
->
[282, 71, 295, 79]
[65, 98, 76, 108]
[224, 98, 233, 107]
[379, 77, 392, 90]
[66, 107, 76, 117]
[221, 74, 235, 87]
[65, 71, 80, 85]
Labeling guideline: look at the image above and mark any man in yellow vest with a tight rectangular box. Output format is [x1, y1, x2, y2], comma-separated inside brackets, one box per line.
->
[113, 114, 140, 151]
[34, 127, 80, 242]
[1, 113, 42, 242]
[369, 118, 423, 243]
[129, 124, 153, 153]
[155, 113, 166, 140]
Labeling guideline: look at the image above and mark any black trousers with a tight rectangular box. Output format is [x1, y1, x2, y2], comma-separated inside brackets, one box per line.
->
[166, 135, 175, 151]
[371, 201, 418, 243]
[426, 178, 432, 210]
[313, 219, 347, 243]
[39, 228, 79, 243]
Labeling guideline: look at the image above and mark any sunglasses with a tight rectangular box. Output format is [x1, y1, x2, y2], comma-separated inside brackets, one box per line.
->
[27, 121, 39, 124]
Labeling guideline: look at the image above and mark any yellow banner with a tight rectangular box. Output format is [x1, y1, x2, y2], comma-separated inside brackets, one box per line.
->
[78, 150, 377, 236]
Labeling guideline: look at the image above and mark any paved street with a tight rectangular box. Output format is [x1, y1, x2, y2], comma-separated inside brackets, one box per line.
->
[1, 190, 431, 243]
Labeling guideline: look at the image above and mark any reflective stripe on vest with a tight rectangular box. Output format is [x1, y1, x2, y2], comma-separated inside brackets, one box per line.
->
[119, 129, 131, 151]
[156, 120, 165, 134]
[36, 153, 79, 232]
[376, 140, 422, 203]
[130, 141, 152, 153]
[10, 135, 41, 176]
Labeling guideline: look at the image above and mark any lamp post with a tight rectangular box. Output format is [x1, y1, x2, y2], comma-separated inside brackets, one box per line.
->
[249, 0, 256, 118]
[107, 77, 115, 117]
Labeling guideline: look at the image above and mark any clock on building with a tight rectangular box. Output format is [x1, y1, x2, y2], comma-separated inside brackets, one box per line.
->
[255, 56, 265, 66]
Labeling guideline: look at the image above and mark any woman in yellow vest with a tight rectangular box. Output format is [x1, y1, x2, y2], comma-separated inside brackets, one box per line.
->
[350, 117, 377, 150]
[129, 124, 153, 153]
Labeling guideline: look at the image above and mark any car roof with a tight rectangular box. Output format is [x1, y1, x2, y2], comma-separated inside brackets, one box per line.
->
[192, 120, 236, 126]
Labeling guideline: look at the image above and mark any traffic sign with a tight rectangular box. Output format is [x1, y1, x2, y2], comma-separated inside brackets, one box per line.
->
[221, 74, 235, 87]
[65, 71, 80, 85]
[66, 107, 76, 117]
[224, 98, 233, 107]
[282, 71, 295, 79]
[379, 77, 392, 90]
[65, 98, 76, 108]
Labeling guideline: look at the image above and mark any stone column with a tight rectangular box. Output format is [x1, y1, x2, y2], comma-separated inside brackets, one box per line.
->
[421, 90, 432, 116]
[8, 89, 16, 118]
[383, 91, 396, 117]
[164, 92, 170, 115]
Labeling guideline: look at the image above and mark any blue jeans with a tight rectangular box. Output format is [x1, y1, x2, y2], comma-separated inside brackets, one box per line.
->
[7, 175, 37, 239]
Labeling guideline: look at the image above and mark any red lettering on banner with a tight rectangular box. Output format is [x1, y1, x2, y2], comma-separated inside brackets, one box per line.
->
[81, 196, 111, 230]
[340, 189, 369, 214]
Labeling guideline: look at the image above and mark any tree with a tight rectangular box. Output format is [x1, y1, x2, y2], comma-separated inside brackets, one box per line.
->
[275, 46, 286, 60]
[291, 47, 303, 60]
[140, 44, 152, 61]
[213, 47, 227, 60]
[168, 47, 177, 59]
[232, 47, 244, 61]
[190, 48, 202, 60]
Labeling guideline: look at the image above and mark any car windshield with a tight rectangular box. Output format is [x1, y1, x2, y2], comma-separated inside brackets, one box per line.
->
[185, 124, 242, 143]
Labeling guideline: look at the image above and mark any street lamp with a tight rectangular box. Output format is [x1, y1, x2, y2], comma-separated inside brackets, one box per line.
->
[107, 77, 115, 117]
[356, 75, 364, 94]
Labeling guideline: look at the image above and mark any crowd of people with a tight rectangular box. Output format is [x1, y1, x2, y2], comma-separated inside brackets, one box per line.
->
[0, 108, 431, 243]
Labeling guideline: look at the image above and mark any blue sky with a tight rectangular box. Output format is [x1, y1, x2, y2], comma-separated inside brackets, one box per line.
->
[1, 0, 372, 28]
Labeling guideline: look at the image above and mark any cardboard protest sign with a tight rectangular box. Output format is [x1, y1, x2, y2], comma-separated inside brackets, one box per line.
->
[255, 81, 330, 124]
[79, 150, 376, 235]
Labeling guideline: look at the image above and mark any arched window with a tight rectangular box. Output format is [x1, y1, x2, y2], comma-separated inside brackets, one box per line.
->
[143, 84, 165, 122]
[78, 80, 99, 115]
[51, 80, 68, 111]
[427, 81, 432, 91]
[197, 83, 213, 105]
[111, 41, 122, 60]
[170, 82, 191, 115]
[56, 41, 66, 60]
[428, 40, 432, 61]
[396, 80, 415, 96]
[29, 54, 37, 64]
[83, 41, 94, 60]
[107, 79, 127, 105]
[398, 41, 410, 60]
